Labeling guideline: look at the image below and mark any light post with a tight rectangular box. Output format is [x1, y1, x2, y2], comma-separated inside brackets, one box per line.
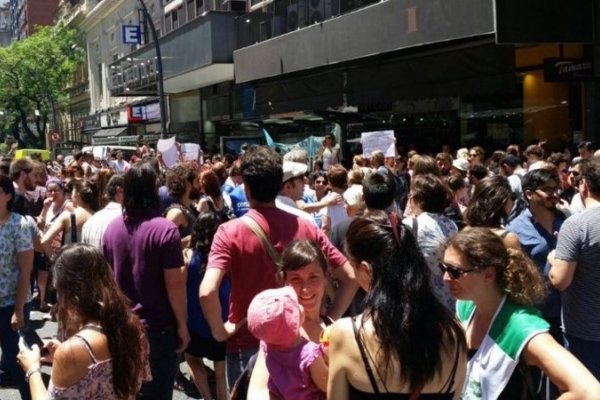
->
[137, 0, 167, 139]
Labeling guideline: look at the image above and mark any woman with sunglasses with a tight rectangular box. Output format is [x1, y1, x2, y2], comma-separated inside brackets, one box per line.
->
[463, 176, 521, 249]
[327, 211, 467, 399]
[442, 228, 600, 399]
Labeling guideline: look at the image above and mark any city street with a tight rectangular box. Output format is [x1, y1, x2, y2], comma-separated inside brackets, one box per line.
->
[0, 309, 202, 400]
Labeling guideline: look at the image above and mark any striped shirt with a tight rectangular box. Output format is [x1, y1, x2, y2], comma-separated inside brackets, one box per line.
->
[555, 206, 600, 340]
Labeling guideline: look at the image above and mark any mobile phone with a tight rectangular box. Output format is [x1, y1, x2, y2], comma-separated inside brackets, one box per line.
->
[19, 329, 49, 357]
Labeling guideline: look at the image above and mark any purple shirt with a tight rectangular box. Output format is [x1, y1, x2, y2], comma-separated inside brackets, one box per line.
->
[102, 211, 184, 331]
[262, 339, 325, 400]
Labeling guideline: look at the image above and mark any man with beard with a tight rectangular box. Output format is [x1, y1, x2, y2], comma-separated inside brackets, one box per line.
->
[507, 168, 567, 398]
[9, 159, 43, 217]
[164, 162, 201, 248]
[507, 168, 566, 342]
[435, 152, 453, 177]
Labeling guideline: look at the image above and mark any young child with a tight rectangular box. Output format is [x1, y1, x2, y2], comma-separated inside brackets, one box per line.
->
[247, 286, 328, 400]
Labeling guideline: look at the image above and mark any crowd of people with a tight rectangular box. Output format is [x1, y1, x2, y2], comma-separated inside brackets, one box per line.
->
[0, 137, 599, 399]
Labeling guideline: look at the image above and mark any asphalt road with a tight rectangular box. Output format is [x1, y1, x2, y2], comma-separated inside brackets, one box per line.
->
[0, 309, 204, 400]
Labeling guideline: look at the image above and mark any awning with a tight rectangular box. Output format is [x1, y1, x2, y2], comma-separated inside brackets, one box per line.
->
[92, 127, 128, 138]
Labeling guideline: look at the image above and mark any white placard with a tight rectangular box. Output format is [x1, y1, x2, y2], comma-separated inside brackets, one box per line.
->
[157, 136, 178, 168]
[181, 143, 201, 163]
[361, 130, 396, 158]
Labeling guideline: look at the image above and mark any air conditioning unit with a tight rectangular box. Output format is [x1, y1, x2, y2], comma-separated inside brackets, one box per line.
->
[224, 0, 247, 11]
[308, 0, 332, 23]
[286, 1, 307, 31]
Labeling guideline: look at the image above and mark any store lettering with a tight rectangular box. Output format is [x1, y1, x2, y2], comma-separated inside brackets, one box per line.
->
[555, 61, 592, 75]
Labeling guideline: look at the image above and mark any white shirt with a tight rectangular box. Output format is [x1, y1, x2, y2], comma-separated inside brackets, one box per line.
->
[109, 159, 130, 173]
[81, 202, 122, 248]
[275, 195, 317, 225]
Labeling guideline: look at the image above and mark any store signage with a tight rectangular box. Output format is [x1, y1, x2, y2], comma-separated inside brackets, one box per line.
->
[544, 58, 594, 82]
[122, 25, 142, 45]
[128, 103, 161, 122]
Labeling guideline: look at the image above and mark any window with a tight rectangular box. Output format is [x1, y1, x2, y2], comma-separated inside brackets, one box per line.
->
[165, 12, 172, 33]
[187, 0, 195, 20]
[97, 63, 104, 99]
[196, 0, 204, 14]
[172, 7, 180, 29]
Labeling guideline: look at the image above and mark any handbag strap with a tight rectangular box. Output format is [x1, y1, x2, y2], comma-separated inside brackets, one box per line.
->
[242, 215, 280, 264]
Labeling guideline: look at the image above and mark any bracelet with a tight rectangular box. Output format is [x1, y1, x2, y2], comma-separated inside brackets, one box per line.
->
[25, 367, 41, 382]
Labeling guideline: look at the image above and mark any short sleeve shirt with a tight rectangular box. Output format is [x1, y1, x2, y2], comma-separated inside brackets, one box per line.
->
[555, 207, 600, 340]
[102, 211, 184, 331]
[207, 207, 347, 352]
[0, 212, 33, 307]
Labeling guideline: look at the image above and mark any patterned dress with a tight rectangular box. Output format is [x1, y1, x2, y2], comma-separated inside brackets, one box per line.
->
[404, 212, 458, 310]
[47, 333, 151, 399]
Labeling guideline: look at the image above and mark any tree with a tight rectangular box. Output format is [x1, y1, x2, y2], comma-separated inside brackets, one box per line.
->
[0, 25, 84, 148]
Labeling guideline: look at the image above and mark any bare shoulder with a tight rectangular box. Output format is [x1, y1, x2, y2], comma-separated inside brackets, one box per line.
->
[52, 336, 101, 387]
[329, 317, 360, 356]
[165, 206, 183, 219]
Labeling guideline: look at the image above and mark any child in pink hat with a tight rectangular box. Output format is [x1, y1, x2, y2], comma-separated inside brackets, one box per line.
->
[247, 286, 327, 400]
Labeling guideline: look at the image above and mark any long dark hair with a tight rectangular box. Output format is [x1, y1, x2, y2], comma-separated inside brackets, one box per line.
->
[190, 210, 223, 255]
[123, 162, 160, 216]
[345, 212, 466, 389]
[53, 244, 147, 398]
[464, 175, 512, 227]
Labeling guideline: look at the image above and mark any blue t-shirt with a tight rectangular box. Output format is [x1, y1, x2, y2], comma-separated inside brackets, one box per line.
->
[187, 251, 230, 336]
[506, 208, 565, 318]
[230, 184, 249, 218]
[158, 185, 173, 214]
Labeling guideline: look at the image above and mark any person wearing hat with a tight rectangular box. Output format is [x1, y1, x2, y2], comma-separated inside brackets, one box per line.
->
[199, 146, 357, 390]
[275, 161, 316, 224]
[247, 286, 327, 400]
[450, 158, 469, 179]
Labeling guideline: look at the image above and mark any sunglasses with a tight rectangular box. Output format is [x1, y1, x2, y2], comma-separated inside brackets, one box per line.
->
[536, 186, 562, 196]
[568, 170, 580, 177]
[438, 263, 477, 280]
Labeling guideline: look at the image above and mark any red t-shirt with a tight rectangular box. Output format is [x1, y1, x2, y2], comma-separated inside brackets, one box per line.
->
[207, 206, 347, 352]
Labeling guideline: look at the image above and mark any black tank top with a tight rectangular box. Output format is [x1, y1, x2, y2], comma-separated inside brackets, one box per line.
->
[349, 317, 459, 400]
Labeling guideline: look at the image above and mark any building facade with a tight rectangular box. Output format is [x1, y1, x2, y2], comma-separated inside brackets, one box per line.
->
[9, 0, 60, 41]
[232, 0, 597, 156]
[0, 5, 10, 46]
[81, 0, 600, 157]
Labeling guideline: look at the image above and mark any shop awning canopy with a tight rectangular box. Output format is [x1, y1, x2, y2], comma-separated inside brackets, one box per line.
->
[92, 127, 128, 139]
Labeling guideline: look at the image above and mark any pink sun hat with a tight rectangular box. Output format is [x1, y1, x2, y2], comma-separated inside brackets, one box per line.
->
[247, 286, 301, 348]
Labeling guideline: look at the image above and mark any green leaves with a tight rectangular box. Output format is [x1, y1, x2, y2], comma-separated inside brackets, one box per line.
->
[0, 25, 84, 148]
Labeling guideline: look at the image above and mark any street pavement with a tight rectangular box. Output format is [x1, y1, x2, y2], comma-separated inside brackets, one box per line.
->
[0, 309, 203, 400]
